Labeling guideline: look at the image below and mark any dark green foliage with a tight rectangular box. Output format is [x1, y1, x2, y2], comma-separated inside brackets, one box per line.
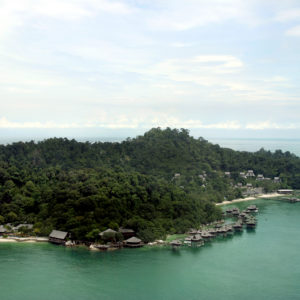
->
[0, 128, 299, 242]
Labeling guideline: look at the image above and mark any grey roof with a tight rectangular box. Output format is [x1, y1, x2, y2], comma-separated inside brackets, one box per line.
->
[119, 228, 134, 233]
[170, 240, 182, 245]
[0, 225, 7, 233]
[192, 234, 203, 241]
[99, 228, 117, 236]
[125, 236, 142, 243]
[49, 230, 68, 240]
[14, 224, 33, 230]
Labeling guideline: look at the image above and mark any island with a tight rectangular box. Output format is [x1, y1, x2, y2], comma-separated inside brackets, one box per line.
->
[0, 128, 299, 247]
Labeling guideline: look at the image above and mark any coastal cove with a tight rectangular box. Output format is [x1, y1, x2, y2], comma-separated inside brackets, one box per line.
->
[1, 197, 300, 300]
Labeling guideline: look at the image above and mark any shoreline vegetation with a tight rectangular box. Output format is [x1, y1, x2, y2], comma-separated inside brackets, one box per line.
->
[0, 193, 289, 248]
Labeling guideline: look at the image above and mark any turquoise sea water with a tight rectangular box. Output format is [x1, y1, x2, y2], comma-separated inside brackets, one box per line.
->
[1, 198, 300, 300]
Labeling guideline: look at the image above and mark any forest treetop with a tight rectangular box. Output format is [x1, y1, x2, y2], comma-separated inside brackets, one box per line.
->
[0, 128, 298, 241]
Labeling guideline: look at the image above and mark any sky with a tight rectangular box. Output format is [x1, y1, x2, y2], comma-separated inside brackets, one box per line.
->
[0, 0, 300, 141]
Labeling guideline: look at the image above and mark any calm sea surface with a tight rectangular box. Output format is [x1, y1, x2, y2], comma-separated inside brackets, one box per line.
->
[1, 198, 300, 300]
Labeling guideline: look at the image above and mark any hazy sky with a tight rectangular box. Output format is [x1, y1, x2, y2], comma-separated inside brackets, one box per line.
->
[0, 0, 300, 139]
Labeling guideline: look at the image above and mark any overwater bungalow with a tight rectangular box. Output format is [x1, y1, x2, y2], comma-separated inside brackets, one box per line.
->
[233, 222, 243, 232]
[124, 237, 144, 248]
[239, 212, 247, 219]
[232, 208, 240, 216]
[226, 208, 233, 215]
[188, 229, 198, 235]
[184, 236, 192, 245]
[49, 230, 68, 245]
[208, 228, 217, 237]
[191, 234, 204, 247]
[214, 223, 222, 229]
[201, 231, 213, 240]
[225, 225, 234, 235]
[170, 240, 182, 249]
[246, 220, 257, 229]
[247, 205, 258, 212]
[217, 227, 228, 237]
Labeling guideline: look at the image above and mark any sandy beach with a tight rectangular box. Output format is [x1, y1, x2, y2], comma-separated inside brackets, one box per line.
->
[0, 237, 48, 243]
[216, 192, 281, 206]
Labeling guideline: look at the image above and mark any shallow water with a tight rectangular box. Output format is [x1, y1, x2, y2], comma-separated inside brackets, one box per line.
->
[0, 198, 300, 300]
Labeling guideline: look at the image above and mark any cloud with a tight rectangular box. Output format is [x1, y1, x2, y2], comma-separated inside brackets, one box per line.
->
[275, 9, 300, 22]
[139, 55, 244, 88]
[32, 1, 93, 20]
[2, 115, 300, 131]
[245, 121, 298, 130]
[286, 25, 300, 36]
[0, 116, 241, 130]
[171, 42, 194, 48]
[263, 76, 289, 82]
[0, 117, 79, 129]
[147, 0, 260, 31]
[0, 0, 133, 38]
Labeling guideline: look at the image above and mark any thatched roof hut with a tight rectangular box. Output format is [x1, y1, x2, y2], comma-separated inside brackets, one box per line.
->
[170, 240, 182, 247]
[124, 236, 144, 248]
[191, 234, 203, 242]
